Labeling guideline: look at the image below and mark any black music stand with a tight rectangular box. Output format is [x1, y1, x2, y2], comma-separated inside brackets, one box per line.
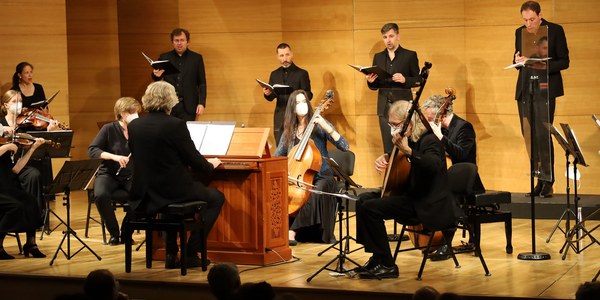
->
[48, 159, 102, 265]
[27, 130, 74, 239]
[317, 158, 363, 257]
[546, 124, 577, 243]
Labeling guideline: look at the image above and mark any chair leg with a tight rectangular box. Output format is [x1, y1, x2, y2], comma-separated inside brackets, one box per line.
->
[504, 213, 513, 254]
[124, 225, 133, 273]
[200, 226, 207, 272]
[179, 228, 187, 276]
[85, 196, 93, 238]
[15, 233, 23, 254]
[467, 223, 491, 276]
[145, 229, 153, 269]
[417, 231, 436, 281]
[393, 225, 408, 262]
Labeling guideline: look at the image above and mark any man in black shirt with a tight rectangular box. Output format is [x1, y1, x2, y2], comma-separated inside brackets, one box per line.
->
[366, 23, 420, 155]
[263, 43, 312, 145]
[152, 28, 207, 121]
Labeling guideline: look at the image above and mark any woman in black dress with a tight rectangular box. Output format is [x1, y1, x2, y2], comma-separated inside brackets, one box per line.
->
[11, 62, 46, 109]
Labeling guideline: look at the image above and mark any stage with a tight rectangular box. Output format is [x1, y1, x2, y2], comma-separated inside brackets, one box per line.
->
[1, 190, 598, 300]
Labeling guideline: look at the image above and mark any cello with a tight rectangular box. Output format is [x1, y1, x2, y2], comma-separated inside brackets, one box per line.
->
[287, 91, 334, 216]
[380, 62, 444, 250]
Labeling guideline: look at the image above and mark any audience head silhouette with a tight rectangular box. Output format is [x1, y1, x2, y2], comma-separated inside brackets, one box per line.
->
[236, 281, 275, 300]
[207, 263, 241, 300]
[576, 281, 600, 300]
[83, 269, 123, 300]
[413, 286, 440, 300]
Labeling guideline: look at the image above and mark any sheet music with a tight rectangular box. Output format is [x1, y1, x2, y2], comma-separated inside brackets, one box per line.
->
[186, 121, 235, 156]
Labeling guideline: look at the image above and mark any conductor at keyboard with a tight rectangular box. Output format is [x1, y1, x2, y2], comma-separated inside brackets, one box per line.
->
[127, 81, 225, 269]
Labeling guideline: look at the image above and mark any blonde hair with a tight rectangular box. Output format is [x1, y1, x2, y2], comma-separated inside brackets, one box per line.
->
[114, 97, 141, 120]
[388, 100, 428, 142]
[141, 81, 178, 113]
[1, 90, 21, 115]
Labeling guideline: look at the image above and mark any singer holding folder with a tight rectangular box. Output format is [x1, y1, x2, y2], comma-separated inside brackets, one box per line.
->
[88, 97, 140, 246]
[366, 23, 420, 155]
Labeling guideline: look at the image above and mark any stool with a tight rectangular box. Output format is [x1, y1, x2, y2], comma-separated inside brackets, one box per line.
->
[466, 190, 513, 254]
[85, 188, 130, 244]
[122, 201, 207, 276]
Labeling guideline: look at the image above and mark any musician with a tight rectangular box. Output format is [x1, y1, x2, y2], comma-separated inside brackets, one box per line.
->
[0, 131, 47, 260]
[274, 90, 349, 245]
[514, 1, 570, 198]
[128, 81, 224, 269]
[88, 97, 140, 246]
[1, 90, 58, 219]
[366, 23, 420, 155]
[263, 43, 313, 146]
[422, 95, 485, 260]
[354, 100, 460, 279]
[11, 62, 46, 109]
[152, 28, 207, 121]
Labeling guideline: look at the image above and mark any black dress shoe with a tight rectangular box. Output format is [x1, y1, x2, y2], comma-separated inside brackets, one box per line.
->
[108, 236, 120, 246]
[526, 182, 543, 197]
[23, 243, 46, 258]
[165, 254, 181, 269]
[429, 245, 452, 261]
[358, 264, 399, 279]
[0, 249, 15, 260]
[540, 183, 553, 198]
[186, 255, 211, 268]
[352, 256, 380, 272]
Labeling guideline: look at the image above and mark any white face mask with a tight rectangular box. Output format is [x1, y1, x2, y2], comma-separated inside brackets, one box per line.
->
[296, 102, 308, 117]
[9, 102, 22, 115]
[390, 127, 400, 136]
[125, 113, 139, 124]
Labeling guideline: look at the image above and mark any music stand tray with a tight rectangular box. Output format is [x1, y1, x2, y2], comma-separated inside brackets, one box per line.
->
[48, 159, 102, 265]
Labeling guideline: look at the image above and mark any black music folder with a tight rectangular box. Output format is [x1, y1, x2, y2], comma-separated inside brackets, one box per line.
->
[142, 52, 179, 76]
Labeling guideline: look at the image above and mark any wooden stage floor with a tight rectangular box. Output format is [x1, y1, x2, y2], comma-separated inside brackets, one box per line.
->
[1, 190, 598, 300]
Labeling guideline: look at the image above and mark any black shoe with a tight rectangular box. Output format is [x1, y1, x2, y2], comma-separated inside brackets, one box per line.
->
[358, 264, 399, 279]
[540, 183, 553, 198]
[23, 243, 46, 258]
[108, 236, 120, 246]
[352, 256, 380, 272]
[0, 249, 15, 260]
[185, 255, 211, 268]
[525, 182, 543, 197]
[453, 242, 475, 254]
[165, 254, 181, 269]
[288, 239, 298, 246]
[429, 245, 452, 261]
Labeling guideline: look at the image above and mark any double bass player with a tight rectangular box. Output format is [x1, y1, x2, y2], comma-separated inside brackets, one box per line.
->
[354, 100, 461, 279]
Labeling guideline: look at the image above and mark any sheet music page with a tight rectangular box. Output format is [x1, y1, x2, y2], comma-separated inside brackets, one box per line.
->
[200, 123, 235, 155]
[186, 122, 208, 151]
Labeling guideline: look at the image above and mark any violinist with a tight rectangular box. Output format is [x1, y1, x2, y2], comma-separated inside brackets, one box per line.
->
[354, 100, 460, 279]
[11, 62, 46, 109]
[1, 90, 55, 217]
[0, 128, 47, 259]
[274, 90, 349, 245]
[88, 97, 140, 245]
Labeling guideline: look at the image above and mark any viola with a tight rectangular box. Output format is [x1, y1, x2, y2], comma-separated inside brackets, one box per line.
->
[287, 92, 334, 216]
[16, 108, 69, 130]
[0, 133, 60, 148]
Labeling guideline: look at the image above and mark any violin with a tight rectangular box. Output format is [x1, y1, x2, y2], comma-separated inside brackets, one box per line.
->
[16, 108, 69, 130]
[287, 92, 335, 216]
[0, 133, 60, 148]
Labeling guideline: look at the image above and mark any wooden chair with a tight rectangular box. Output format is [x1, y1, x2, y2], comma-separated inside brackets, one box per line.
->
[122, 201, 208, 276]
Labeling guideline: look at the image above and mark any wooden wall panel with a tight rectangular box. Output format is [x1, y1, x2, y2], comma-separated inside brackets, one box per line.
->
[67, 0, 120, 160]
[282, 0, 353, 32]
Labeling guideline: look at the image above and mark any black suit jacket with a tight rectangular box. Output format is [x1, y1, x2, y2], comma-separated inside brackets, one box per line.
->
[152, 49, 207, 114]
[514, 19, 569, 100]
[404, 132, 460, 230]
[368, 47, 420, 116]
[127, 111, 215, 214]
[264, 63, 312, 143]
[441, 115, 476, 165]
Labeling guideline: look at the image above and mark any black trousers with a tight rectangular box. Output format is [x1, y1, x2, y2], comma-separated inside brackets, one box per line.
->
[170, 101, 196, 121]
[165, 186, 225, 256]
[356, 191, 417, 259]
[18, 166, 43, 219]
[517, 97, 556, 183]
[93, 174, 131, 237]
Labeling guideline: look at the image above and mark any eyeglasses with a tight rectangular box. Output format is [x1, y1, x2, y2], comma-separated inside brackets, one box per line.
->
[388, 121, 404, 130]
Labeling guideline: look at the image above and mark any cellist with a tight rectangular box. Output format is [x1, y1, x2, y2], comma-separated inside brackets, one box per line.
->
[274, 90, 349, 246]
[354, 100, 460, 279]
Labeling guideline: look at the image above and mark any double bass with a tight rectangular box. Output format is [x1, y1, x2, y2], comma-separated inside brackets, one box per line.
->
[287, 91, 334, 216]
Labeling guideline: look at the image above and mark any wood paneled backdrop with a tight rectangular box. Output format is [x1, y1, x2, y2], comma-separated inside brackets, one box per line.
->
[1, 0, 599, 194]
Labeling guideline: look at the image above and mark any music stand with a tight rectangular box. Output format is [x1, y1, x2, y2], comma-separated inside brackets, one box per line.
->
[48, 159, 102, 265]
[556, 123, 592, 259]
[27, 130, 74, 239]
[545, 124, 577, 243]
[318, 157, 363, 257]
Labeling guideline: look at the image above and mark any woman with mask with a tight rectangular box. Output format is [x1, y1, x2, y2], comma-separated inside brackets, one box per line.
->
[274, 90, 349, 245]
[88, 97, 140, 245]
[0, 91, 48, 259]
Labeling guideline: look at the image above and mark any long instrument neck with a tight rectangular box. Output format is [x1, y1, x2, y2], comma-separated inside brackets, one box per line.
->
[293, 107, 322, 161]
